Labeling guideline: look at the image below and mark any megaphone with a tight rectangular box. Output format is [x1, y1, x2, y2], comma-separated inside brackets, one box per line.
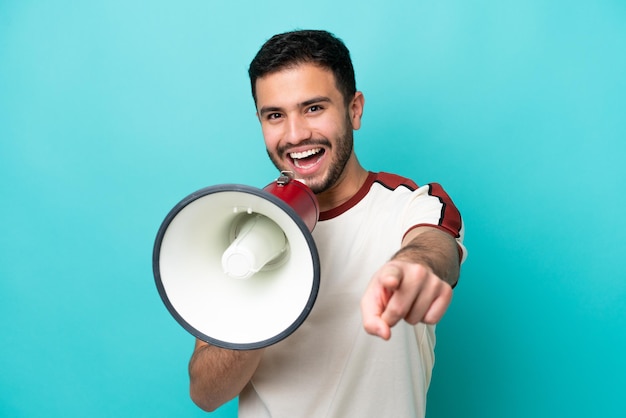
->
[153, 172, 320, 350]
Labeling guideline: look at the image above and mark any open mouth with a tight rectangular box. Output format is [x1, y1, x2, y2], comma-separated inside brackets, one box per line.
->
[289, 147, 325, 169]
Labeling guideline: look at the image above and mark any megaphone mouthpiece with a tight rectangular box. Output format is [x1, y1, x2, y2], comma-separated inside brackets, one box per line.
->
[222, 214, 287, 279]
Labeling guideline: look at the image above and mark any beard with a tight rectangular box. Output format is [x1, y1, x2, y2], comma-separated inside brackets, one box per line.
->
[266, 123, 354, 195]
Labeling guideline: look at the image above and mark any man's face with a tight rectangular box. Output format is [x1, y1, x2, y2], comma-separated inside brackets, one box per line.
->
[255, 64, 358, 194]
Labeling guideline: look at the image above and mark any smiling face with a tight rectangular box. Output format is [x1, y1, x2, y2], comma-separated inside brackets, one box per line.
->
[256, 63, 365, 203]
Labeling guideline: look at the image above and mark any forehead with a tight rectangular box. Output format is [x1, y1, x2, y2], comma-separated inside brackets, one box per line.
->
[255, 64, 341, 108]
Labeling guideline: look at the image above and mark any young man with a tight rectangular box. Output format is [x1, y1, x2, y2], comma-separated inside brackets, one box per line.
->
[189, 30, 466, 417]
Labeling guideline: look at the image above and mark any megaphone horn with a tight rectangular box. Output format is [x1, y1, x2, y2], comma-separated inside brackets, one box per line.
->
[153, 172, 320, 350]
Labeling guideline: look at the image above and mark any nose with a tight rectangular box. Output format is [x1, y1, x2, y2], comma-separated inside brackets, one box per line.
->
[284, 114, 312, 144]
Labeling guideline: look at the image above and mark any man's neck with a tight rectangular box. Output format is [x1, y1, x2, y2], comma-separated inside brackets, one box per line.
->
[316, 157, 368, 212]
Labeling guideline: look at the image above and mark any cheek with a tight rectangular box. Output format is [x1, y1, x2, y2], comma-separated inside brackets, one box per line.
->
[320, 120, 346, 141]
[318, 110, 349, 136]
[261, 124, 281, 150]
[304, 119, 331, 140]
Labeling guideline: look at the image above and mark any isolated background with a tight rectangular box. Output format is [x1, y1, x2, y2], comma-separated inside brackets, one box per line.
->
[1, 1, 625, 417]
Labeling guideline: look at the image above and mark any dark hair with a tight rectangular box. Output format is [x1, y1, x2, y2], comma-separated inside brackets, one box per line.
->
[248, 29, 356, 105]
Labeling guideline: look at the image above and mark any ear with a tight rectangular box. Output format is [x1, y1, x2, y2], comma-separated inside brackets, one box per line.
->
[349, 91, 365, 130]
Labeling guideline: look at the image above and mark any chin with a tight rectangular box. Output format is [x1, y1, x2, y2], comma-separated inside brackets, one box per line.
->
[303, 176, 333, 194]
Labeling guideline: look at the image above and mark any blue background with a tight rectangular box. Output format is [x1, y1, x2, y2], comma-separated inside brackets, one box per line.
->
[1, 1, 624, 417]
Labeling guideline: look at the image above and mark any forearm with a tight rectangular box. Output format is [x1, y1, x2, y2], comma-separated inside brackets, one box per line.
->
[393, 227, 460, 287]
[188, 339, 264, 412]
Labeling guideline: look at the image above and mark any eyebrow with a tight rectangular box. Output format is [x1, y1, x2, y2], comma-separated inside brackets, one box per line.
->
[258, 96, 332, 117]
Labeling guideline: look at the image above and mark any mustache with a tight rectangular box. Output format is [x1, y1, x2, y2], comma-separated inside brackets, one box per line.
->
[276, 139, 332, 155]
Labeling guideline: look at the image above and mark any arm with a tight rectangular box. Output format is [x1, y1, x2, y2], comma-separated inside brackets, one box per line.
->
[188, 339, 264, 411]
[360, 226, 460, 340]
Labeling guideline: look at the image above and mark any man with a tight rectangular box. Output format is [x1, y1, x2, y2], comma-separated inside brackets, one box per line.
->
[189, 29, 466, 417]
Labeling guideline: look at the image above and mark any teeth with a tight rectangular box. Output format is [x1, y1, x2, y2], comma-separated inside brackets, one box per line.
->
[289, 148, 322, 160]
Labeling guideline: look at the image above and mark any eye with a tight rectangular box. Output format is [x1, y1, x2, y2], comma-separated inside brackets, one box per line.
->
[307, 104, 323, 113]
[267, 112, 282, 120]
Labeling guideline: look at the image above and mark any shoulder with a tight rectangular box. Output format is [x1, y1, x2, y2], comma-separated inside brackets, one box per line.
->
[371, 172, 419, 192]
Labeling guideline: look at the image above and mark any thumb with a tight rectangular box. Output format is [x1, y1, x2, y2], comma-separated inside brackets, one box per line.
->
[377, 262, 404, 290]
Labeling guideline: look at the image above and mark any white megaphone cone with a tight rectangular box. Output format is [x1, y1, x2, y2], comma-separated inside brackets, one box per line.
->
[152, 172, 320, 350]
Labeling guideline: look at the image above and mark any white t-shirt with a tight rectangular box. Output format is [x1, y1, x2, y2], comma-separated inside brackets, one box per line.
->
[239, 172, 466, 418]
